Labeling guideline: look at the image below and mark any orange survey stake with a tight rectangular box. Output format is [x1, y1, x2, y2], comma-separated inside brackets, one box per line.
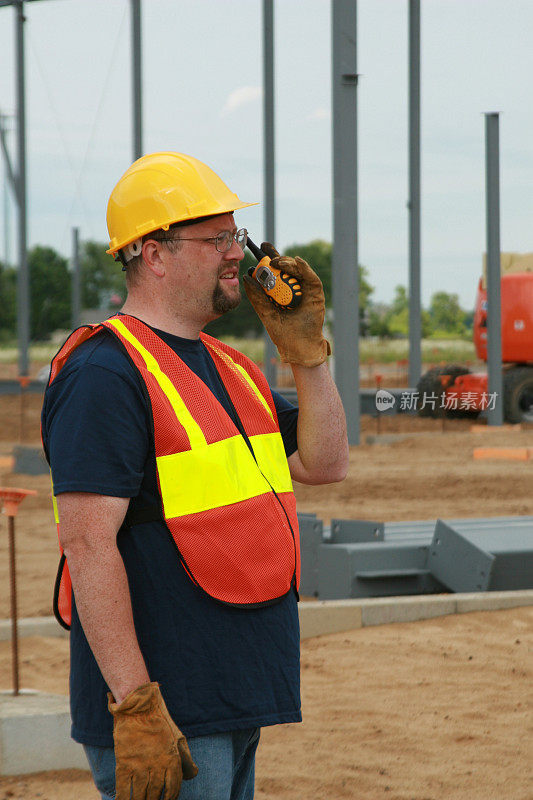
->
[246, 238, 303, 310]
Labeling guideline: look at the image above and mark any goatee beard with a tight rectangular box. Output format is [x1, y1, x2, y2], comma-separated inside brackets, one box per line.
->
[212, 281, 242, 315]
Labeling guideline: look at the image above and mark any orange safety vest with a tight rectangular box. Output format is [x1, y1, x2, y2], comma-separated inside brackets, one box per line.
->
[47, 315, 300, 629]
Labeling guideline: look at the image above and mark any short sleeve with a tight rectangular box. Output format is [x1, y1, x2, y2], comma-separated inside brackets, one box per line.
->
[43, 362, 150, 498]
[272, 390, 299, 458]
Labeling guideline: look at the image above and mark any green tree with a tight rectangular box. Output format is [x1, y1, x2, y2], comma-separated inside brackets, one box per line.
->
[0, 262, 17, 337]
[284, 239, 374, 330]
[81, 240, 125, 310]
[358, 265, 374, 335]
[367, 302, 394, 338]
[29, 246, 71, 340]
[428, 291, 468, 336]
[285, 240, 333, 304]
[384, 284, 409, 337]
[368, 285, 431, 338]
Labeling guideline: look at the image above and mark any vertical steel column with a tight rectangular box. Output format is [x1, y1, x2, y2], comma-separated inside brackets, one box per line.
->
[1, 112, 11, 266]
[484, 113, 503, 426]
[332, 0, 359, 444]
[8, 515, 19, 696]
[71, 227, 80, 329]
[131, 0, 143, 161]
[262, 0, 277, 386]
[3, 147, 9, 266]
[15, 0, 29, 376]
[408, 0, 422, 387]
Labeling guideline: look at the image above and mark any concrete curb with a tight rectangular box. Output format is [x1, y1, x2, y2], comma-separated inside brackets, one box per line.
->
[298, 590, 533, 639]
[0, 692, 87, 775]
[2, 590, 533, 643]
[0, 616, 68, 642]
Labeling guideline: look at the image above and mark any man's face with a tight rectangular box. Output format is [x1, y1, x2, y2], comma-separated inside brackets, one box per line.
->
[165, 213, 245, 323]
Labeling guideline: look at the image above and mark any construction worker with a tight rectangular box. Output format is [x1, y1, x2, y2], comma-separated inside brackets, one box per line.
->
[41, 152, 348, 800]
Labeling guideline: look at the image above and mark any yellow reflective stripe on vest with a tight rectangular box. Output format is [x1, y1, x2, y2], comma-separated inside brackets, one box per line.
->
[157, 431, 291, 518]
[107, 318, 206, 448]
[248, 432, 292, 494]
[50, 472, 59, 524]
[205, 341, 274, 421]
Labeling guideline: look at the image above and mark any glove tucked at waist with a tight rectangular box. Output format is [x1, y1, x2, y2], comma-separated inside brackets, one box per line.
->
[243, 242, 331, 367]
[108, 681, 198, 800]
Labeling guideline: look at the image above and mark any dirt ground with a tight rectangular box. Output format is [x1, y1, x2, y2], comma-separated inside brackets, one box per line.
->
[0, 607, 531, 800]
[0, 392, 532, 799]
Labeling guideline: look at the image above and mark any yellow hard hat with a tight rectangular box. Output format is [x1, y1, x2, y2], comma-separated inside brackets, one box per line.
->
[106, 151, 257, 256]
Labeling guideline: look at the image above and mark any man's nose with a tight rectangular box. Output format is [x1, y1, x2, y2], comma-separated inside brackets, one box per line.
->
[225, 238, 245, 261]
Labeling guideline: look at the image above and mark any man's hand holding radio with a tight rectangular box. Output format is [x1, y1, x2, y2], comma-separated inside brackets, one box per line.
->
[243, 242, 331, 368]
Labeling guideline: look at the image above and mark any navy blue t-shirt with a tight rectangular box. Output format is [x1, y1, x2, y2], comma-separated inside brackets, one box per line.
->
[41, 325, 302, 746]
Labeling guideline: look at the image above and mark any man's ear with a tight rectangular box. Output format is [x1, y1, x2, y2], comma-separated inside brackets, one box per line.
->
[142, 240, 166, 278]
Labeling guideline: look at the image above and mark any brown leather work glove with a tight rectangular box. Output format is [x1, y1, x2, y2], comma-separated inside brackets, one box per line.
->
[243, 242, 331, 367]
[108, 682, 198, 800]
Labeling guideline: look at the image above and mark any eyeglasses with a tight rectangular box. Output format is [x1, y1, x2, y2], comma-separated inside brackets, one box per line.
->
[156, 228, 248, 254]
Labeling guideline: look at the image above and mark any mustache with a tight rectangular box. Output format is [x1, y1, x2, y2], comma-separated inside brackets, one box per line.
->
[217, 261, 240, 277]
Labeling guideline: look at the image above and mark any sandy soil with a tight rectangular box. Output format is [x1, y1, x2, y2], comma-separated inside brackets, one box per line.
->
[0, 608, 531, 800]
[0, 392, 532, 798]
[1, 396, 533, 620]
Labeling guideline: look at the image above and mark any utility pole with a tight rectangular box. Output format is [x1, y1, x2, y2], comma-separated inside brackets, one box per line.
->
[332, 0, 360, 445]
[71, 227, 80, 329]
[484, 113, 503, 426]
[0, 113, 13, 266]
[0, 0, 58, 374]
[130, 0, 143, 161]
[262, 0, 277, 386]
[408, 0, 422, 388]
[15, 0, 29, 376]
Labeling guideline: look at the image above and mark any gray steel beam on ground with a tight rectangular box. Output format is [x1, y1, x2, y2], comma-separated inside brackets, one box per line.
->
[323, 516, 533, 543]
[332, 0, 360, 444]
[408, 0, 422, 387]
[485, 113, 503, 425]
[71, 227, 80, 329]
[131, 0, 143, 161]
[15, 0, 29, 376]
[262, 0, 277, 386]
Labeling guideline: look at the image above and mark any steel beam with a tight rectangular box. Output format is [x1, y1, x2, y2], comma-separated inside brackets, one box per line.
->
[0, 113, 17, 202]
[71, 227, 80, 329]
[1, 114, 14, 266]
[1, 0, 57, 374]
[3, 165, 9, 266]
[0, 0, 47, 5]
[131, 0, 143, 161]
[262, 0, 277, 386]
[408, 0, 422, 387]
[484, 113, 503, 426]
[331, 0, 360, 444]
[15, 0, 29, 376]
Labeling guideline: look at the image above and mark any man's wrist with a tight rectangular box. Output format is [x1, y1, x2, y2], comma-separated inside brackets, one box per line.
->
[280, 337, 331, 368]
[110, 673, 151, 705]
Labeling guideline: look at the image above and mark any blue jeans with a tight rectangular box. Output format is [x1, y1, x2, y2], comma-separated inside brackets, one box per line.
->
[83, 727, 260, 800]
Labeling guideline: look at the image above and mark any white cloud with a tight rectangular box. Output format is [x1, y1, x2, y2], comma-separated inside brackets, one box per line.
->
[220, 86, 262, 117]
[306, 107, 330, 121]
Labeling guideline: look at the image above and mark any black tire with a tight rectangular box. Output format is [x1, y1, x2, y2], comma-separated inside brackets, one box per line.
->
[503, 366, 533, 423]
[416, 364, 476, 418]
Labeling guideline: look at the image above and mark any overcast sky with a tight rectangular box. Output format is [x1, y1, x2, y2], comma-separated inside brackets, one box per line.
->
[1, 0, 533, 309]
